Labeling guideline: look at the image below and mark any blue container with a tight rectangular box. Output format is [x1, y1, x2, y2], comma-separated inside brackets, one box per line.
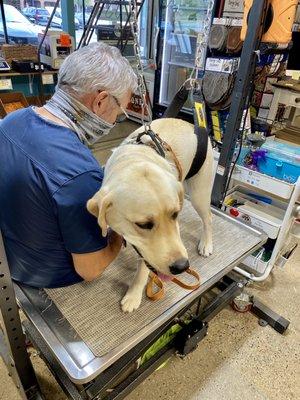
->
[258, 141, 300, 183]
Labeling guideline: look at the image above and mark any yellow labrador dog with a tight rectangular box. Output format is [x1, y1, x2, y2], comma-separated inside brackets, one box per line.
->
[87, 118, 213, 312]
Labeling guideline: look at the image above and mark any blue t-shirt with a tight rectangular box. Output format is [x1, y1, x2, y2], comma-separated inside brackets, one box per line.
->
[0, 107, 107, 288]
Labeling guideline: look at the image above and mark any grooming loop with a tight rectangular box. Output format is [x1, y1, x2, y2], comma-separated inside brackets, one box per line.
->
[129, 0, 152, 131]
[146, 268, 201, 301]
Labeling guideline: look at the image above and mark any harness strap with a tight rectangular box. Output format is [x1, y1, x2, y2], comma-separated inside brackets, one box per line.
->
[135, 133, 183, 182]
[185, 111, 208, 180]
[162, 85, 189, 118]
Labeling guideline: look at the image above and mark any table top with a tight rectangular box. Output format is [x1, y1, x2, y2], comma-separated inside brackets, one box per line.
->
[272, 79, 300, 93]
[16, 203, 267, 384]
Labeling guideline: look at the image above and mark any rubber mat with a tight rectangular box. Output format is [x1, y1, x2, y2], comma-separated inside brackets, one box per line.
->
[46, 201, 261, 357]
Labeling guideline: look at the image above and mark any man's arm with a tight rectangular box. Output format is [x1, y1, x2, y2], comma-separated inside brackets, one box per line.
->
[72, 230, 123, 281]
[53, 170, 122, 283]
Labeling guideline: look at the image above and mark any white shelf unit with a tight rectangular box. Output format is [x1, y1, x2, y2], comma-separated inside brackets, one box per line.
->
[229, 165, 300, 281]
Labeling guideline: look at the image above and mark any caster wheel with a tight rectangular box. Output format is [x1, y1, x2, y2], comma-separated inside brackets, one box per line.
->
[258, 318, 268, 327]
[231, 301, 252, 313]
[231, 293, 252, 313]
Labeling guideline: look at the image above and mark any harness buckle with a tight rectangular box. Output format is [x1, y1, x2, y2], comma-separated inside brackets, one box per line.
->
[136, 129, 166, 158]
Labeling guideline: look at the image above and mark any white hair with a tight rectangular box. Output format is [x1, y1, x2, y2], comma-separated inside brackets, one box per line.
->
[57, 42, 138, 99]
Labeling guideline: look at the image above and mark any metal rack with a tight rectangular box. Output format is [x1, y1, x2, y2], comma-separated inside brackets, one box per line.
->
[78, 0, 145, 51]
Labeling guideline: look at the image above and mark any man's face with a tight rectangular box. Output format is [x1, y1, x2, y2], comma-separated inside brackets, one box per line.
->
[91, 89, 132, 124]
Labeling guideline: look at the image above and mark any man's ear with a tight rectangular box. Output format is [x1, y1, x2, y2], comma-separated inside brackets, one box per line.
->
[92, 90, 109, 115]
[87, 188, 112, 237]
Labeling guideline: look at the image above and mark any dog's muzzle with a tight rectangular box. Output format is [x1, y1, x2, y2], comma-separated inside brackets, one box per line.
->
[131, 244, 158, 275]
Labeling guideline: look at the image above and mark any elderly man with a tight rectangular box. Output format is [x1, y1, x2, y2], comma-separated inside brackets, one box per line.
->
[0, 42, 137, 288]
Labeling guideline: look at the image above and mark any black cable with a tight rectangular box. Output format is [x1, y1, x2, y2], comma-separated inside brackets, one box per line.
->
[221, 106, 249, 204]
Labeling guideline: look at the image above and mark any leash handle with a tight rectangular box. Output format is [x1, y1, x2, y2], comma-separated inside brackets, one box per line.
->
[146, 268, 201, 301]
[146, 272, 165, 301]
[172, 268, 201, 290]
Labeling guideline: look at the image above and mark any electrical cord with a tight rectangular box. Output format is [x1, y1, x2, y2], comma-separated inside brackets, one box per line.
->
[221, 106, 249, 205]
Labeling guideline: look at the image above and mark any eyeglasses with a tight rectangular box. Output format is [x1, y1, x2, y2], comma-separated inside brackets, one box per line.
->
[111, 95, 130, 122]
[96, 90, 130, 122]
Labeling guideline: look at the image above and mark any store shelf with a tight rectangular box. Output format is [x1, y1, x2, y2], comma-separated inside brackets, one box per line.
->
[292, 22, 300, 32]
[232, 165, 295, 200]
[213, 17, 243, 27]
[0, 70, 57, 77]
[168, 61, 194, 68]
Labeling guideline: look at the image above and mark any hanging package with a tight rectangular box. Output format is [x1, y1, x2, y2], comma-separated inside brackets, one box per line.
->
[241, 0, 298, 44]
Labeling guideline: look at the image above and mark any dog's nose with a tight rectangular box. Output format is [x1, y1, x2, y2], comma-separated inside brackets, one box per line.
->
[169, 258, 189, 275]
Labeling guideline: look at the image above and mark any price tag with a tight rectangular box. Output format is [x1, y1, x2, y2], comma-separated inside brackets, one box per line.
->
[217, 165, 225, 176]
[42, 74, 54, 85]
[0, 79, 12, 90]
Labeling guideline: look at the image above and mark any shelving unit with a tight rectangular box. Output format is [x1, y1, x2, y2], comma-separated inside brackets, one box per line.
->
[0, 71, 57, 77]
[229, 166, 300, 281]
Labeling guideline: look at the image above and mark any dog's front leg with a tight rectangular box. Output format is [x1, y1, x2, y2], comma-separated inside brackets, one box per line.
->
[121, 261, 149, 313]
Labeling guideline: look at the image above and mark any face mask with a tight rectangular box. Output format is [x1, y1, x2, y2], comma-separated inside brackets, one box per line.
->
[116, 105, 130, 123]
[44, 88, 115, 146]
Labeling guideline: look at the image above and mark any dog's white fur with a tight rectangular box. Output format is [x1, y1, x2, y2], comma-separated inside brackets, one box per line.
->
[87, 118, 213, 312]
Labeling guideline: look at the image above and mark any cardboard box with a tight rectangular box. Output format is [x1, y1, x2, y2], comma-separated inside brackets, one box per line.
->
[0, 92, 29, 118]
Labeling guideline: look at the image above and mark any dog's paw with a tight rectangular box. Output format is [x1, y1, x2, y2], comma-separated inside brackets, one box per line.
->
[121, 289, 142, 313]
[198, 240, 213, 257]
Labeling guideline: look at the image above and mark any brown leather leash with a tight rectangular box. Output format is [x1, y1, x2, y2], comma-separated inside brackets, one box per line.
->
[130, 131, 198, 300]
[146, 268, 201, 301]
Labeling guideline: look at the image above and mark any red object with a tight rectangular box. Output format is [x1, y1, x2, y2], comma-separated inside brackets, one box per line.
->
[230, 208, 239, 217]
[126, 92, 151, 117]
[60, 34, 71, 47]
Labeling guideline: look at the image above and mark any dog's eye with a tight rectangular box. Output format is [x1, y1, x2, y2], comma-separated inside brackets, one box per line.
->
[172, 212, 178, 220]
[135, 221, 154, 230]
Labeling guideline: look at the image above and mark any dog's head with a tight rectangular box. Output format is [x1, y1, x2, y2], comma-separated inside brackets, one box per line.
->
[87, 162, 189, 280]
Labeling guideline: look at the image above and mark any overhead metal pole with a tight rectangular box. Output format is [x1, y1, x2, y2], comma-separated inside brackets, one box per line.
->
[0, 0, 9, 44]
[212, 0, 269, 207]
[61, 0, 76, 39]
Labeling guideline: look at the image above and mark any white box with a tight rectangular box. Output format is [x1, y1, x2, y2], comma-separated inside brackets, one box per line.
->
[242, 253, 269, 275]
[232, 165, 294, 199]
[223, 0, 244, 18]
[38, 30, 75, 69]
[205, 57, 240, 73]
[260, 93, 273, 108]
[224, 190, 285, 239]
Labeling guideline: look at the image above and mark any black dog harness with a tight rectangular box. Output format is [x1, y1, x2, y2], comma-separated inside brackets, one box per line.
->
[185, 116, 208, 180]
[133, 111, 208, 181]
[163, 86, 209, 180]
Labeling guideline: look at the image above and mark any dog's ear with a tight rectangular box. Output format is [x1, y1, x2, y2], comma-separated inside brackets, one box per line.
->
[177, 182, 184, 208]
[87, 188, 112, 237]
[86, 197, 99, 218]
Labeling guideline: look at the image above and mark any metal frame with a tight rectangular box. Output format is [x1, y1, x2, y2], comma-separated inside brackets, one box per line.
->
[0, 0, 8, 44]
[1, 213, 289, 400]
[21, 275, 247, 400]
[212, 0, 269, 207]
[12, 207, 268, 384]
[77, 0, 145, 51]
[234, 176, 300, 282]
[0, 234, 43, 400]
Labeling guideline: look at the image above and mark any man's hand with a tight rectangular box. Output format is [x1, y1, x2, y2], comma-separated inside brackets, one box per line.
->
[71, 230, 124, 282]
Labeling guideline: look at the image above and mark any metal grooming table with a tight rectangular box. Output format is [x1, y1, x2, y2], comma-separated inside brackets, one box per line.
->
[18, 203, 264, 374]
[1, 201, 270, 399]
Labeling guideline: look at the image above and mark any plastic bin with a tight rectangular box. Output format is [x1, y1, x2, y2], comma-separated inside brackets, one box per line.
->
[258, 141, 300, 184]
